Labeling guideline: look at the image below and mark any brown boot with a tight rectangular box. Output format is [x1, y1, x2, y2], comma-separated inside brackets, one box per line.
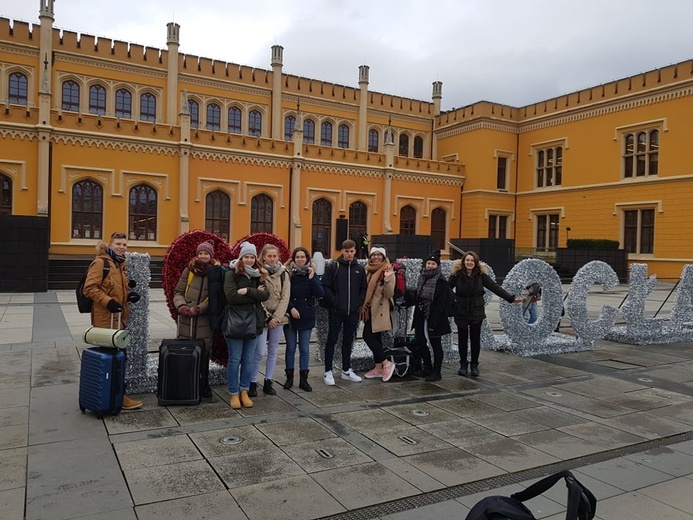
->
[240, 390, 254, 408]
[229, 394, 241, 409]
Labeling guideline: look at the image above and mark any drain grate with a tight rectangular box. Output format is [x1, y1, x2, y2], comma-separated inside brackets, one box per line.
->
[318, 431, 693, 520]
[219, 435, 242, 445]
[410, 409, 430, 417]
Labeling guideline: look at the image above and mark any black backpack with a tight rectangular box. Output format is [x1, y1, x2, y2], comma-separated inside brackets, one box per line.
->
[465, 470, 596, 520]
[76, 258, 110, 313]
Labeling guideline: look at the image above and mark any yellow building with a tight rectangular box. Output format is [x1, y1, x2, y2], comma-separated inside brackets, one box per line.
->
[1, 1, 692, 286]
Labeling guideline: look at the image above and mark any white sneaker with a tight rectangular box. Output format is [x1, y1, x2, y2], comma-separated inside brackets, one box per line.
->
[324, 370, 335, 386]
[341, 369, 362, 382]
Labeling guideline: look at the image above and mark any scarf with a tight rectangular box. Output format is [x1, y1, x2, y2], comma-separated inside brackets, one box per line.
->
[106, 247, 125, 264]
[290, 262, 310, 276]
[188, 258, 209, 276]
[417, 266, 441, 302]
[242, 265, 261, 279]
[265, 261, 283, 275]
[360, 259, 391, 319]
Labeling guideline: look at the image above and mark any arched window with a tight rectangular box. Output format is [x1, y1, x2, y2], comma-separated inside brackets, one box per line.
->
[303, 119, 316, 144]
[399, 134, 409, 157]
[128, 184, 157, 241]
[205, 190, 230, 241]
[88, 84, 106, 115]
[284, 115, 295, 141]
[8, 72, 28, 105]
[140, 93, 156, 122]
[337, 124, 349, 148]
[71, 180, 103, 239]
[250, 194, 273, 233]
[62, 80, 80, 111]
[312, 198, 332, 255]
[115, 89, 132, 118]
[228, 107, 242, 133]
[431, 208, 446, 250]
[248, 110, 262, 136]
[206, 103, 221, 130]
[0, 173, 12, 215]
[413, 136, 424, 158]
[187, 99, 199, 128]
[321, 122, 333, 146]
[348, 201, 368, 257]
[368, 129, 379, 153]
[400, 205, 416, 235]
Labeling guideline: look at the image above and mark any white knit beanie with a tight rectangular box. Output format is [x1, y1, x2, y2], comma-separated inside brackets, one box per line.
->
[238, 241, 257, 259]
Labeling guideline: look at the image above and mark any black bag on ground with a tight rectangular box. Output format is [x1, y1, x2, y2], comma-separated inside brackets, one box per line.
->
[465, 470, 597, 520]
[384, 335, 420, 377]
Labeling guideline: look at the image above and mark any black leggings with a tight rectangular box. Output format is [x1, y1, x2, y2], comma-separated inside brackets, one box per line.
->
[456, 319, 483, 366]
[414, 322, 443, 373]
[362, 319, 386, 364]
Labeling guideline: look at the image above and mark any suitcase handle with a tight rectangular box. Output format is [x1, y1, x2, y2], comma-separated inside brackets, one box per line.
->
[110, 312, 122, 330]
[177, 315, 196, 337]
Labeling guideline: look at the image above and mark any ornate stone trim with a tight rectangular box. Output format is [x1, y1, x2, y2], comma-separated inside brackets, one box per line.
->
[304, 188, 340, 211]
[60, 165, 116, 196]
[188, 148, 291, 168]
[54, 53, 167, 80]
[391, 171, 464, 186]
[50, 132, 179, 156]
[0, 126, 38, 141]
[181, 75, 272, 98]
[0, 43, 39, 58]
[0, 159, 28, 190]
[436, 119, 518, 139]
[370, 109, 434, 125]
[122, 170, 171, 200]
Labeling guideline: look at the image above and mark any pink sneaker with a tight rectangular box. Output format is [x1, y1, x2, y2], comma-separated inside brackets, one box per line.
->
[364, 367, 384, 379]
[382, 362, 395, 382]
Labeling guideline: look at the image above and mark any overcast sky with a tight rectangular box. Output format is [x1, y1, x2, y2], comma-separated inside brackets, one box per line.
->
[2, 0, 692, 110]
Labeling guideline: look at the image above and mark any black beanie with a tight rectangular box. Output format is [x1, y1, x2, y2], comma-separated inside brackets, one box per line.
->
[426, 250, 441, 265]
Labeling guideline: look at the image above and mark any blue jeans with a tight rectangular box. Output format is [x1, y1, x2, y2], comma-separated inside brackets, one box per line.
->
[225, 336, 258, 395]
[284, 326, 313, 371]
[250, 326, 282, 382]
[524, 302, 538, 324]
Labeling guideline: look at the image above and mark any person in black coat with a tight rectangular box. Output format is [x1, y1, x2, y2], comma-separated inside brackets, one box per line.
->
[283, 247, 325, 391]
[449, 250, 521, 377]
[411, 251, 453, 382]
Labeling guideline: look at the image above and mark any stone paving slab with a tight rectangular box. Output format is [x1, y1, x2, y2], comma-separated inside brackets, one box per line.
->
[385, 402, 460, 425]
[0, 447, 26, 492]
[462, 437, 562, 473]
[361, 425, 455, 457]
[595, 489, 693, 520]
[577, 457, 675, 492]
[332, 408, 413, 432]
[512, 429, 611, 460]
[209, 445, 306, 489]
[311, 461, 420, 509]
[103, 407, 179, 435]
[378, 457, 447, 493]
[189, 425, 275, 458]
[0, 386, 30, 409]
[467, 410, 552, 436]
[113, 434, 203, 470]
[649, 401, 693, 425]
[135, 490, 247, 520]
[231, 474, 345, 520]
[468, 391, 543, 412]
[125, 459, 225, 505]
[26, 436, 132, 520]
[30, 347, 81, 387]
[0, 487, 25, 520]
[418, 418, 504, 448]
[624, 446, 693, 478]
[255, 416, 337, 446]
[556, 421, 648, 449]
[601, 410, 692, 439]
[280, 436, 373, 472]
[402, 446, 506, 486]
[381, 498, 470, 520]
[514, 405, 588, 429]
[638, 476, 693, 516]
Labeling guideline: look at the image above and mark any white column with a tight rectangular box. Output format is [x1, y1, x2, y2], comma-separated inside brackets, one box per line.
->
[357, 65, 369, 151]
[271, 45, 284, 140]
[36, 0, 55, 216]
[166, 23, 181, 125]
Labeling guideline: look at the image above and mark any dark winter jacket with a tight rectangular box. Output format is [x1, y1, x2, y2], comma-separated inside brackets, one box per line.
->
[286, 269, 325, 330]
[411, 276, 453, 339]
[173, 266, 212, 348]
[224, 270, 269, 336]
[448, 260, 515, 321]
[206, 265, 226, 333]
[322, 256, 367, 316]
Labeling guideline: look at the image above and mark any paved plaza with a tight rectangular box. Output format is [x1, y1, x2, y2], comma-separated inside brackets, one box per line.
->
[1, 285, 692, 520]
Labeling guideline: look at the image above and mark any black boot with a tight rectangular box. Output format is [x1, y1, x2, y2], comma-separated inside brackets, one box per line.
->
[299, 370, 312, 392]
[470, 364, 480, 377]
[425, 372, 442, 382]
[283, 369, 294, 390]
[458, 362, 468, 377]
[248, 381, 258, 397]
[263, 379, 276, 395]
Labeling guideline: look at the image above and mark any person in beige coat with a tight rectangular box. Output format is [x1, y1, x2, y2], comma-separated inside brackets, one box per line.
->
[173, 240, 218, 398]
[359, 246, 396, 382]
[248, 244, 291, 397]
[83, 231, 142, 410]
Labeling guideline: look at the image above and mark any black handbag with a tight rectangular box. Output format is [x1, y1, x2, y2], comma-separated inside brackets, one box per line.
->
[224, 308, 257, 339]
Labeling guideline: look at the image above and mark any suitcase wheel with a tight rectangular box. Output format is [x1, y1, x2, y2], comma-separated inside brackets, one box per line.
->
[96, 413, 103, 419]
[79, 407, 86, 414]
[111, 408, 121, 417]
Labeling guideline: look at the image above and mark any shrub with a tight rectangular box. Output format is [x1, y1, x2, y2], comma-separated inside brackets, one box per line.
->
[566, 239, 620, 250]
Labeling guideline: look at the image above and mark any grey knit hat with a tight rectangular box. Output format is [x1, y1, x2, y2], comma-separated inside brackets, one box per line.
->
[238, 241, 257, 259]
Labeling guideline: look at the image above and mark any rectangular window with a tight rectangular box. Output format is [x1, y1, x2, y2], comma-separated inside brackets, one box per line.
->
[497, 157, 507, 190]
[623, 208, 655, 254]
[488, 215, 508, 239]
[536, 214, 559, 250]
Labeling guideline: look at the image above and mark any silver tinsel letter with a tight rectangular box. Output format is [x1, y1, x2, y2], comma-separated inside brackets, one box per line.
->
[123, 252, 152, 393]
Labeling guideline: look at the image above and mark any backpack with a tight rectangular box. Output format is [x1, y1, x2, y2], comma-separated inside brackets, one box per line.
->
[465, 470, 596, 520]
[76, 258, 110, 313]
[318, 261, 339, 308]
[385, 336, 421, 377]
[391, 261, 407, 305]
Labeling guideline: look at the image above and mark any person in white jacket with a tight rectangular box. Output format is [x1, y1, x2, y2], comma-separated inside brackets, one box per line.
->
[248, 244, 291, 396]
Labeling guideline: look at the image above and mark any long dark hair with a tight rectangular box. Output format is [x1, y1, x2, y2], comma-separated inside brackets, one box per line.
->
[463, 250, 481, 275]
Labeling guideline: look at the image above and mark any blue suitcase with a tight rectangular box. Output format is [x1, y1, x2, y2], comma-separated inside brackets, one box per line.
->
[79, 347, 126, 418]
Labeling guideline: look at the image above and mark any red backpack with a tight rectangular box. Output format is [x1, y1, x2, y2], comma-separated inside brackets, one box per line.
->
[391, 261, 407, 304]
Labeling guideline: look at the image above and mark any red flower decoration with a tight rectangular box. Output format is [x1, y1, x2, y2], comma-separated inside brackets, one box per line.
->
[162, 230, 233, 366]
[230, 232, 291, 263]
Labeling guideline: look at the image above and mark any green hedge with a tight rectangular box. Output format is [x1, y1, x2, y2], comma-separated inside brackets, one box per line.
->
[566, 239, 620, 250]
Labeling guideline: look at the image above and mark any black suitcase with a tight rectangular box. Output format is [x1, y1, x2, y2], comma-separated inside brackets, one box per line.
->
[158, 337, 206, 406]
[79, 347, 127, 418]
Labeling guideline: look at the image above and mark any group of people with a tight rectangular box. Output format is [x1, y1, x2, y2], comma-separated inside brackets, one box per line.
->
[83, 232, 526, 413]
